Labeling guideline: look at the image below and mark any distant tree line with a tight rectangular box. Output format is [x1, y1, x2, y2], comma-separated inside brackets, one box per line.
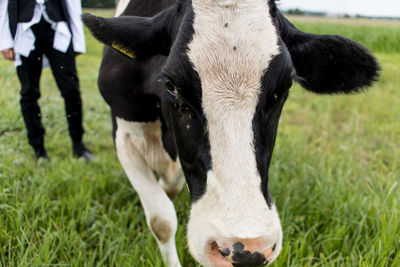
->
[287, 8, 305, 15]
[285, 8, 327, 17]
[82, 0, 116, 8]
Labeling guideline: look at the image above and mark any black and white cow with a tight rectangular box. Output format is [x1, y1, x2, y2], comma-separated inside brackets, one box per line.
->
[82, 0, 379, 266]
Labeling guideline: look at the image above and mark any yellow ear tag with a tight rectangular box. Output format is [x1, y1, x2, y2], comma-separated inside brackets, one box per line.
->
[111, 42, 136, 59]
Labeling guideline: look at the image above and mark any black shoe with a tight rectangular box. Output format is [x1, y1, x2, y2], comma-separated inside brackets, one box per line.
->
[73, 143, 94, 161]
[34, 146, 49, 161]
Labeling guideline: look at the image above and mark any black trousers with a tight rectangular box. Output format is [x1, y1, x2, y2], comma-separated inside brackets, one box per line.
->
[16, 18, 84, 150]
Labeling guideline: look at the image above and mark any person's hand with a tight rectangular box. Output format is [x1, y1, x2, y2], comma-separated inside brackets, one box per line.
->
[1, 48, 15, 61]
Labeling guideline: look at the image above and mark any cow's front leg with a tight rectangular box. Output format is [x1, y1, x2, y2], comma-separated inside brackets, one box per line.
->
[115, 129, 181, 267]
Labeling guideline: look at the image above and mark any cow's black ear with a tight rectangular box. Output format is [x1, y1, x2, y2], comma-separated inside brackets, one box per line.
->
[82, 6, 176, 60]
[275, 11, 380, 94]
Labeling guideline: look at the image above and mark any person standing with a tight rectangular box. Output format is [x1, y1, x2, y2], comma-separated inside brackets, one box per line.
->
[0, 0, 93, 161]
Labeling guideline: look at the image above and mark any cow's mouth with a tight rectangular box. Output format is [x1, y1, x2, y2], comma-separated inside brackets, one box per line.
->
[207, 240, 276, 267]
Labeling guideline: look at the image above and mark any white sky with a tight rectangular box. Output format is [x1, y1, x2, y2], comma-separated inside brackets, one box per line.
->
[278, 0, 400, 17]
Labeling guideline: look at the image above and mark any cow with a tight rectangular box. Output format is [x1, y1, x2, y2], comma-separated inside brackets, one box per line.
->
[82, 0, 379, 266]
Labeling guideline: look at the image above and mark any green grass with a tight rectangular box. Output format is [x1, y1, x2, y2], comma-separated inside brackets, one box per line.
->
[1, 11, 399, 266]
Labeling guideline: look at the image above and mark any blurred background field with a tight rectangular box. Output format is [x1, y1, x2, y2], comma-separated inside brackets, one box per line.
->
[0, 9, 399, 266]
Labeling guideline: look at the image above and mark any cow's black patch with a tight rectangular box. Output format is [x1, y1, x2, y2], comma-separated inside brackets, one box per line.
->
[161, 4, 211, 202]
[253, 44, 293, 208]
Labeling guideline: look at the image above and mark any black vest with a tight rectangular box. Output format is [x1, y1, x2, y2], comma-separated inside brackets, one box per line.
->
[8, 0, 70, 38]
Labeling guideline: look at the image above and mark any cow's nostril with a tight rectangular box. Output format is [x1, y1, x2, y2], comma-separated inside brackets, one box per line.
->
[218, 247, 231, 257]
[233, 242, 245, 252]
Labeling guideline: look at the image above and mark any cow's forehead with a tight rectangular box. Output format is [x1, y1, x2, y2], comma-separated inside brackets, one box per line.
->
[187, 0, 279, 108]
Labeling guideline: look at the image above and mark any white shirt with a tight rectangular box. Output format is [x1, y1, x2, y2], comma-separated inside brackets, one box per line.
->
[0, 0, 86, 66]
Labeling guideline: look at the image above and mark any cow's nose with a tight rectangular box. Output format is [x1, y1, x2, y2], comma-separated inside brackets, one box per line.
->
[208, 238, 276, 266]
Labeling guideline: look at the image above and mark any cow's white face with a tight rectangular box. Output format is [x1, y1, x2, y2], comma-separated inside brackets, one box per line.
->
[183, 0, 283, 265]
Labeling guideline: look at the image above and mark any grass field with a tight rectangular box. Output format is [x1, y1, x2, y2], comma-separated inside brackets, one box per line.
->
[1, 10, 399, 266]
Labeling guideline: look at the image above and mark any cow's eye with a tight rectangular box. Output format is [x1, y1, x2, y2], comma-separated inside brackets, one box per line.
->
[165, 78, 178, 96]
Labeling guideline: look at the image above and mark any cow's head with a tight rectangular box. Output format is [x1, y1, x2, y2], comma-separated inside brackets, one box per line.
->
[83, 0, 379, 266]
